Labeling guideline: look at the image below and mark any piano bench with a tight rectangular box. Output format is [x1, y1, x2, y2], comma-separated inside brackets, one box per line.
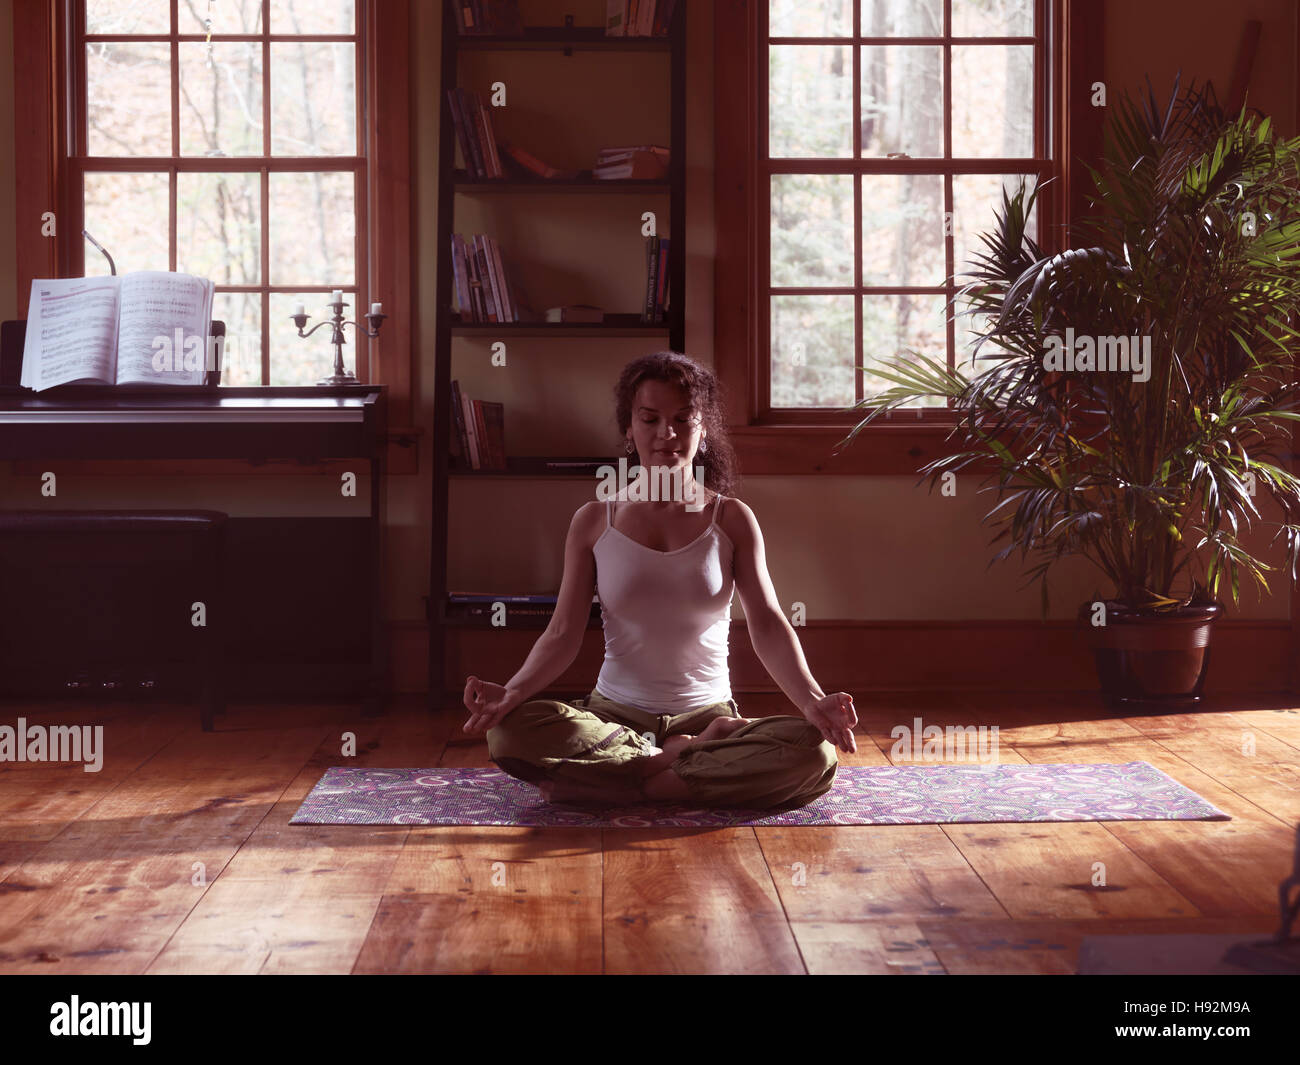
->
[0, 509, 228, 731]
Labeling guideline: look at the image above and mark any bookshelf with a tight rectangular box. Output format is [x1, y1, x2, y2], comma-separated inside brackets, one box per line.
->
[428, 1, 687, 702]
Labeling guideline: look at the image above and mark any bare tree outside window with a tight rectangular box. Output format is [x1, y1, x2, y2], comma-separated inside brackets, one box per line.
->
[766, 0, 1044, 415]
[79, 0, 362, 386]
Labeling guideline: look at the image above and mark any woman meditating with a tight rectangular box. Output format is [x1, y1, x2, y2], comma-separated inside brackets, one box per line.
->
[461, 351, 858, 811]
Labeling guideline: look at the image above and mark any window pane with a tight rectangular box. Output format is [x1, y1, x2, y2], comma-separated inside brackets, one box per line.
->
[180, 0, 263, 34]
[862, 293, 949, 409]
[859, 46, 943, 157]
[268, 0, 356, 34]
[269, 172, 355, 284]
[177, 172, 261, 283]
[212, 291, 262, 386]
[270, 292, 350, 386]
[83, 172, 169, 274]
[769, 0, 851, 36]
[952, 0, 1034, 36]
[861, 174, 945, 285]
[860, 0, 942, 36]
[952, 172, 1038, 285]
[86, 42, 171, 155]
[769, 46, 851, 158]
[771, 295, 855, 408]
[86, 0, 169, 34]
[270, 43, 356, 155]
[179, 43, 264, 156]
[951, 45, 1034, 157]
[770, 174, 854, 287]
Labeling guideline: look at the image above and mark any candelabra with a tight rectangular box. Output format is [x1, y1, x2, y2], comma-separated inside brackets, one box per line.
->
[291, 291, 387, 386]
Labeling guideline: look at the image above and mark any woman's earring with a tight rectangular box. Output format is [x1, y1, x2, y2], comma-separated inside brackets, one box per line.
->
[699, 438, 708, 454]
[625, 439, 635, 454]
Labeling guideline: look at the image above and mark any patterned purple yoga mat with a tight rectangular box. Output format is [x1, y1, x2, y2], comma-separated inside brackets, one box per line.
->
[289, 761, 1230, 827]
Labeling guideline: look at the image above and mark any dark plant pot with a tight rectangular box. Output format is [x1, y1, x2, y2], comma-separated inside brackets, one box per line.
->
[1076, 600, 1224, 710]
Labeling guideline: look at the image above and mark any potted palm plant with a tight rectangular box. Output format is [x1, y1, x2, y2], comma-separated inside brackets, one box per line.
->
[837, 75, 1300, 708]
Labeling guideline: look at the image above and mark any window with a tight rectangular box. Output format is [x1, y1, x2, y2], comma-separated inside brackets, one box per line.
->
[73, 0, 365, 386]
[713, 0, 1086, 475]
[763, 0, 1048, 419]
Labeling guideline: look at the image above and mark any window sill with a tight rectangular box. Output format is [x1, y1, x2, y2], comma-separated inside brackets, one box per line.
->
[728, 422, 967, 475]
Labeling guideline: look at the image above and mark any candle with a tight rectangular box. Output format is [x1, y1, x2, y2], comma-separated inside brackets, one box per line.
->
[331, 289, 342, 303]
[292, 303, 305, 316]
[370, 302, 383, 315]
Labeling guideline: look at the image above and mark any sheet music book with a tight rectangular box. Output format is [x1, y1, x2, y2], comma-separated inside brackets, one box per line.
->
[21, 272, 216, 391]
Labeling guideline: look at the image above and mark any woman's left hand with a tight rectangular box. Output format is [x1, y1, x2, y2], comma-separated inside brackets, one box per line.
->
[804, 693, 857, 754]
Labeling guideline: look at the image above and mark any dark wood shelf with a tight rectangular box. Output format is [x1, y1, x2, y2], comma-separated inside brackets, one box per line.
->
[449, 456, 616, 477]
[450, 312, 671, 336]
[454, 170, 671, 192]
[442, 601, 602, 628]
[430, 0, 686, 701]
[457, 27, 671, 52]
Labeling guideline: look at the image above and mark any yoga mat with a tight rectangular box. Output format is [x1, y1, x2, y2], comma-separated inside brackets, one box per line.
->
[289, 760, 1230, 827]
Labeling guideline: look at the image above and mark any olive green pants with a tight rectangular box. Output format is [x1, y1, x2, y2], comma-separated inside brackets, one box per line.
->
[487, 688, 838, 811]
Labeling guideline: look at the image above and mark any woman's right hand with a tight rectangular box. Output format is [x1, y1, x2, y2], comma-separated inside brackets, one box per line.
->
[463, 675, 521, 735]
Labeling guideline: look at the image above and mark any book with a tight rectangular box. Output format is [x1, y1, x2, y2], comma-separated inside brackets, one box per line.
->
[21, 272, 215, 392]
[473, 235, 499, 322]
[655, 236, 670, 324]
[596, 144, 670, 163]
[450, 234, 473, 321]
[484, 235, 511, 322]
[605, 0, 627, 36]
[593, 151, 669, 180]
[653, 0, 678, 35]
[545, 304, 605, 323]
[474, 92, 503, 177]
[499, 141, 580, 180]
[465, 0, 524, 35]
[480, 400, 506, 469]
[460, 388, 481, 468]
[471, 399, 488, 468]
[449, 379, 467, 466]
[634, 0, 655, 37]
[642, 236, 660, 323]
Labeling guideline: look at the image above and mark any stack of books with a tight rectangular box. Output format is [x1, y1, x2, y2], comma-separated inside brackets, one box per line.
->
[448, 87, 506, 179]
[593, 145, 669, 180]
[450, 380, 506, 470]
[451, 232, 518, 323]
[606, 0, 679, 36]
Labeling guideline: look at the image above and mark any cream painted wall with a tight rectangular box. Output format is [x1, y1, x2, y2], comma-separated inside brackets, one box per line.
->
[0, 1, 1294, 633]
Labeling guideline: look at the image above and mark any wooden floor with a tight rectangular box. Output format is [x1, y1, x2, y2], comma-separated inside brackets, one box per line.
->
[0, 689, 1295, 974]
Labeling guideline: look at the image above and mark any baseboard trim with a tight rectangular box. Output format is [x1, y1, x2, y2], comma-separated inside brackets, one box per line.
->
[386, 618, 1292, 697]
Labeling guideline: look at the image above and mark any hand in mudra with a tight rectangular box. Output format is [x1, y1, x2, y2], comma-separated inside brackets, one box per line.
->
[805, 692, 857, 754]
[463, 675, 519, 735]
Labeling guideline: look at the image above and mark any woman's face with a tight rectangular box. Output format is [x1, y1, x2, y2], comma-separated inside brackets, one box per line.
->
[626, 379, 704, 470]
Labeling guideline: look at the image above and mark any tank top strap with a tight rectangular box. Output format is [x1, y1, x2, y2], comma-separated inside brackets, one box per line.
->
[606, 497, 613, 527]
[709, 493, 724, 528]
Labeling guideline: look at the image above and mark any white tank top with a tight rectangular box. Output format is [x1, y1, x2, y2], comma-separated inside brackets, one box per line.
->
[592, 493, 735, 713]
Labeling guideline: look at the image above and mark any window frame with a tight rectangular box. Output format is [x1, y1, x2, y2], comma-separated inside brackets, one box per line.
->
[713, 0, 1103, 475]
[12, 0, 415, 449]
[72, 1, 366, 385]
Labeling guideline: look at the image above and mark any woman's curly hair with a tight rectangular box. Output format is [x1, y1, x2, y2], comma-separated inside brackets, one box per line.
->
[613, 351, 739, 497]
